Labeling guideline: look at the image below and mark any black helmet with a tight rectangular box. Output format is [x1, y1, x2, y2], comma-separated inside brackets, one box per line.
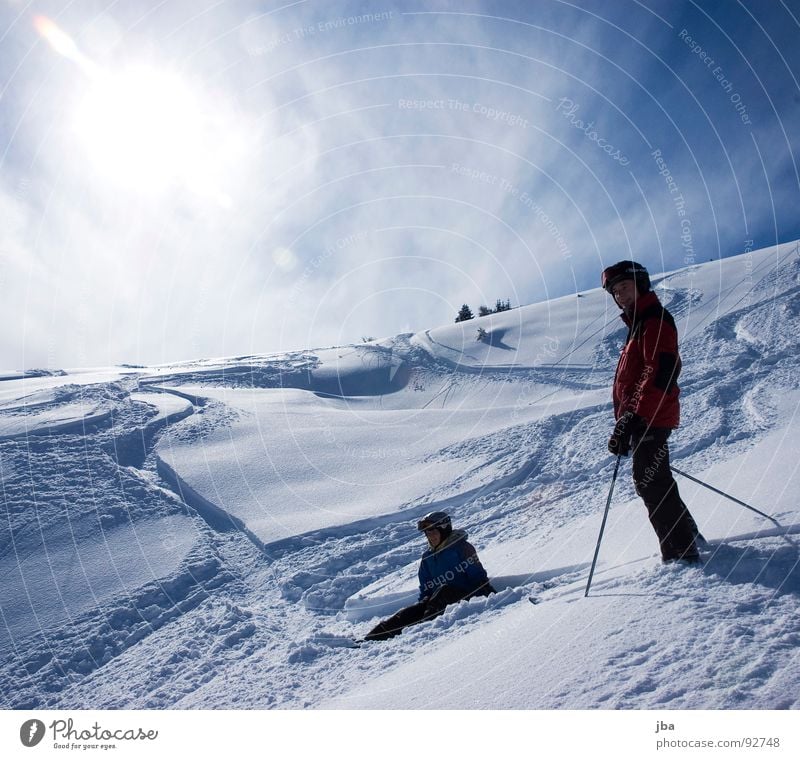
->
[601, 261, 651, 294]
[417, 510, 452, 538]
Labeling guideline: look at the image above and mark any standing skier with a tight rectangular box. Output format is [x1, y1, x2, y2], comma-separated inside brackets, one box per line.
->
[363, 511, 495, 642]
[602, 261, 701, 564]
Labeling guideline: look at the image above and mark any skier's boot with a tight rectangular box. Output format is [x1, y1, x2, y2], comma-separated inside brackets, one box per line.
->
[363, 621, 400, 643]
[662, 540, 701, 566]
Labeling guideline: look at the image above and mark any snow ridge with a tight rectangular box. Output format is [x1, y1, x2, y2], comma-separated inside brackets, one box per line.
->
[1, 243, 799, 709]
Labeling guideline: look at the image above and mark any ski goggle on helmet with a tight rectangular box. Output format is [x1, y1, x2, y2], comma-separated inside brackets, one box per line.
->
[601, 261, 651, 294]
[416, 511, 452, 537]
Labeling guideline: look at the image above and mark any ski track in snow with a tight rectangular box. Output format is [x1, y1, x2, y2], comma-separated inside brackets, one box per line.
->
[1, 244, 800, 709]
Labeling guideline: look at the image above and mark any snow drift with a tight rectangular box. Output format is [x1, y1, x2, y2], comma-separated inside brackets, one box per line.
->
[1, 241, 799, 709]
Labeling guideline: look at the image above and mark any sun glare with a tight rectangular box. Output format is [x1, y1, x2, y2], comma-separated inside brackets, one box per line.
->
[35, 16, 247, 202]
[73, 66, 211, 193]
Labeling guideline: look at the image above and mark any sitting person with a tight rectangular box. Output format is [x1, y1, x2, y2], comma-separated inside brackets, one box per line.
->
[364, 511, 495, 642]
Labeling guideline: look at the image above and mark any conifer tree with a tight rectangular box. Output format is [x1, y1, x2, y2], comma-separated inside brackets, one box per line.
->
[455, 304, 474, 322]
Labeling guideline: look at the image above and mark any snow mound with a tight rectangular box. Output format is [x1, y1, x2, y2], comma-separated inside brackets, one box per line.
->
[2, 242, 799, 709]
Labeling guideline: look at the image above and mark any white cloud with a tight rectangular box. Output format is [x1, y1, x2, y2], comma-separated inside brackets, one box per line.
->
[1, 1, 797, 367]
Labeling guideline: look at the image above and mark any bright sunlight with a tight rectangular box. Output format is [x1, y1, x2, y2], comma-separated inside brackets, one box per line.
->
[73, 66, 208, 193]
[36, 15, 245, 203]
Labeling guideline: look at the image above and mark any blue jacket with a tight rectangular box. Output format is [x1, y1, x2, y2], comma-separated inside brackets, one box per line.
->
[418, 529, 491, 602]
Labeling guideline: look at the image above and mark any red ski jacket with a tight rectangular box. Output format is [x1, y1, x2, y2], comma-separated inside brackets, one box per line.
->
[612, 290, 682, 429]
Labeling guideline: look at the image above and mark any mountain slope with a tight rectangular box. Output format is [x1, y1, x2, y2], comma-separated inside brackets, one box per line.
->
[0, 241, 798, 709]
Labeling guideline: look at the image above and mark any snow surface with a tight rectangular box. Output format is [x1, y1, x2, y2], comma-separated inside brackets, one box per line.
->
[1, 242, 799, 709]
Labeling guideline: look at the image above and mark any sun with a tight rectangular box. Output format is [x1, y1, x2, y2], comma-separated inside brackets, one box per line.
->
[73, 65, 212, 194]
[35, 15, 246, 202]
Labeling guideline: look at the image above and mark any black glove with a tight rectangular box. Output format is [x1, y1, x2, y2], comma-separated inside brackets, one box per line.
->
[608, 412, 638, 457]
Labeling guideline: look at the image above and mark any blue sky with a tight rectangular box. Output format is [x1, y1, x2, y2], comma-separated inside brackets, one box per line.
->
[1, 0, 799, 368]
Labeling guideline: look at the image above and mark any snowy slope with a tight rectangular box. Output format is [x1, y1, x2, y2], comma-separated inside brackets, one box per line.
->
[325, 424, 800, 709]
[0, 241, 798, 709]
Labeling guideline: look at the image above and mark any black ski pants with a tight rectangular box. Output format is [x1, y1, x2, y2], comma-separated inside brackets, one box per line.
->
[364, 584, 493, 642]
[631, 428, 699, 561]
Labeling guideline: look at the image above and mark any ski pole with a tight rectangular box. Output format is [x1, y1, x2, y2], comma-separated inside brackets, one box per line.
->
[671, 465, 783, 531]
[585, 454, 621, 598]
